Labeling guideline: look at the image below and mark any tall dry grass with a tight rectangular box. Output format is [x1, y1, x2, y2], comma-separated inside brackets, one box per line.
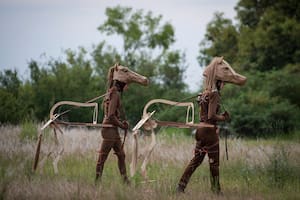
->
[0, 125, 299, 199]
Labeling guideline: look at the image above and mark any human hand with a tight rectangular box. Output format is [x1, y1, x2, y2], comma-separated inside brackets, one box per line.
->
[121, 120, 129, 130]
[222, 111, 230, 121]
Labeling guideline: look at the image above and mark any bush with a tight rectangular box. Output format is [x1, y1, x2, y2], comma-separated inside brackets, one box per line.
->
[222, 73, 299, 137]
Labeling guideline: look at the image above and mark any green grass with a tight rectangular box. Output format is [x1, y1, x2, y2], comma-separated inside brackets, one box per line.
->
[19, 120, 38, 141]
[0, 126, 300, 199]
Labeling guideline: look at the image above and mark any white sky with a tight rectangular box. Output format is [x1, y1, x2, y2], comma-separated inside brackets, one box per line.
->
[0, 0, 238, 91]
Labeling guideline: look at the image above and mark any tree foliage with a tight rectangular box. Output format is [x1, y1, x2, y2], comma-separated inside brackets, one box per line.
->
[199, 0, 300, 136]
[93, 6, 187, 123]
[198, 12, 239, 66]
[0, 70, 33, 123]
[0, 6, 188, 126]
[27, 48, 101, 122]
[236, 0, 300, 71]
[1, 3, 299, 137]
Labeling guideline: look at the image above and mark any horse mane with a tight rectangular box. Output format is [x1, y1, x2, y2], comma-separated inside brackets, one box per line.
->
[106, 63, 118, 91]
[106, 66, 114, 91]
[203, 57, 223, 92]
[102, 64, 116, 109]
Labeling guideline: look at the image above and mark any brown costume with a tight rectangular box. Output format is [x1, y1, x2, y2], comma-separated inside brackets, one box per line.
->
[176, 57, 245, 193]
[177, 89, 229, 193]
[95, 83, 129, 183]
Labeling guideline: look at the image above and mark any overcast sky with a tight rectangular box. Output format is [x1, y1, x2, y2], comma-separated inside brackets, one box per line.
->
[0, 0, 238, 91]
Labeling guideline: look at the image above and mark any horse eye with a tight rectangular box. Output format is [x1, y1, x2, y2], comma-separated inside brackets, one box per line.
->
[224, 67, 229, 70]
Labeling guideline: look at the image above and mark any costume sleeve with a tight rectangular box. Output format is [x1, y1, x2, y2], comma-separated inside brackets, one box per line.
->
[208, 92, 225, 122]
[107, 91, 124, 128]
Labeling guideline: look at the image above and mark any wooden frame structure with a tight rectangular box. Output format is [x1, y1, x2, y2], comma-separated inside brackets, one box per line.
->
[32, 94, 114, 174]
[130, 98, 214, 178]
[33, 63, 149, 174]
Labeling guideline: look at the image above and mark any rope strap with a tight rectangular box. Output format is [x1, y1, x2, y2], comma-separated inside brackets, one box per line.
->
[195, 141, 219, 154]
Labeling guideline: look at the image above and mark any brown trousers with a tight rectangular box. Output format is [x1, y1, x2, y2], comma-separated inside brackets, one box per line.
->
[178, 126, 220, 192]
[95, 127, 128, 182]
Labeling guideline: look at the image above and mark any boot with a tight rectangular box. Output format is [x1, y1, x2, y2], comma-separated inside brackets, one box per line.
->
[176, 184, 185, 193]
[95, 173, 102, 185]
[210, 176, 221, 194]
[123, 175, 130, 185]
[95, 164, 104, 185]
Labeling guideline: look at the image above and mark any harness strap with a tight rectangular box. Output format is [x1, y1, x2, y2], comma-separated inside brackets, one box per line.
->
[102, 138, 121, 141]
[97, 151, 109, 155]
[195, 141, 219, 154]
[121, 129, 127, 149]
[225, 131, 228, 160]
[87, 92, 109, 103]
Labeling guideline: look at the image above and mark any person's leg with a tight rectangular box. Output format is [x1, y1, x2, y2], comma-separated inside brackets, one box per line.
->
[207, 143, 220, 193]
[177, 140, 206, 192]
[95, 139, 113, 182]
[113, 139, 130, 184]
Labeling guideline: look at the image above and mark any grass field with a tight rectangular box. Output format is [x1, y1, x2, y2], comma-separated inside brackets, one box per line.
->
[0, 125, 299, 200]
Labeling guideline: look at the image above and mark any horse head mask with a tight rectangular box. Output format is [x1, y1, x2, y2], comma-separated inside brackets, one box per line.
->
[203, 57, 247, 91]
[107, 63, 149, 89]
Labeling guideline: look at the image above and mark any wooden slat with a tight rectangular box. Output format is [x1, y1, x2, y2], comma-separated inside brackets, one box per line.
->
[155, 120, 214, 128]
[54, 120, 114, 128]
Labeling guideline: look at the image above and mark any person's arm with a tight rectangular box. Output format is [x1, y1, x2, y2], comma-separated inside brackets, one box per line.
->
[208, 92, 226, 122]
[107, 92, 128, 129]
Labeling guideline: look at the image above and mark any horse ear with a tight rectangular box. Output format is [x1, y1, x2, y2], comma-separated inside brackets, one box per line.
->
[107, 66, 115, 89]
[218, 56, 223, 64]
[203, 68, 208, 77]
[114, 63, 119, 71]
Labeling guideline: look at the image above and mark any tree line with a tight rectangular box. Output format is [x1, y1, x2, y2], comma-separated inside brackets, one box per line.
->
[199, 0, 300, 137]
[1, 1, 299, 137]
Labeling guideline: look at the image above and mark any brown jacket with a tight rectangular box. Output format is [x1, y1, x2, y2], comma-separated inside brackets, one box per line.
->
[199, 91, 225, 125]
[103, 86, 125, 129]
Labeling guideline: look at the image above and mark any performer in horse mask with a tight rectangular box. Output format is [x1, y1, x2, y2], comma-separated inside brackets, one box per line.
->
[176, 57, 246, 194]
[95, 63, 148, 184]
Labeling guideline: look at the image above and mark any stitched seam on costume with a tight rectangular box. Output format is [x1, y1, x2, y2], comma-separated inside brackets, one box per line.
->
[195, 141, 219, 154]
[97, 151, 109, 155]
[102, 138, 120, 141]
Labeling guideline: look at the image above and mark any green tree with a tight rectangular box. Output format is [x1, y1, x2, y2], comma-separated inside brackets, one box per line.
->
[94, 6, 188, 123]
[0, 89, 19, 123]
[0, 69, 32, 123]
[0, 69, 21, 96]
[198, 0, 300, 136]
[222, 72, 299, 137]
[198, 12, 239, 66]
[236, 0, 300, 71]
[28, 48, 101, 122]
[2, 6, 189, 125]
[1, 6, 189, 126]
[266, 64, 300, 108]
